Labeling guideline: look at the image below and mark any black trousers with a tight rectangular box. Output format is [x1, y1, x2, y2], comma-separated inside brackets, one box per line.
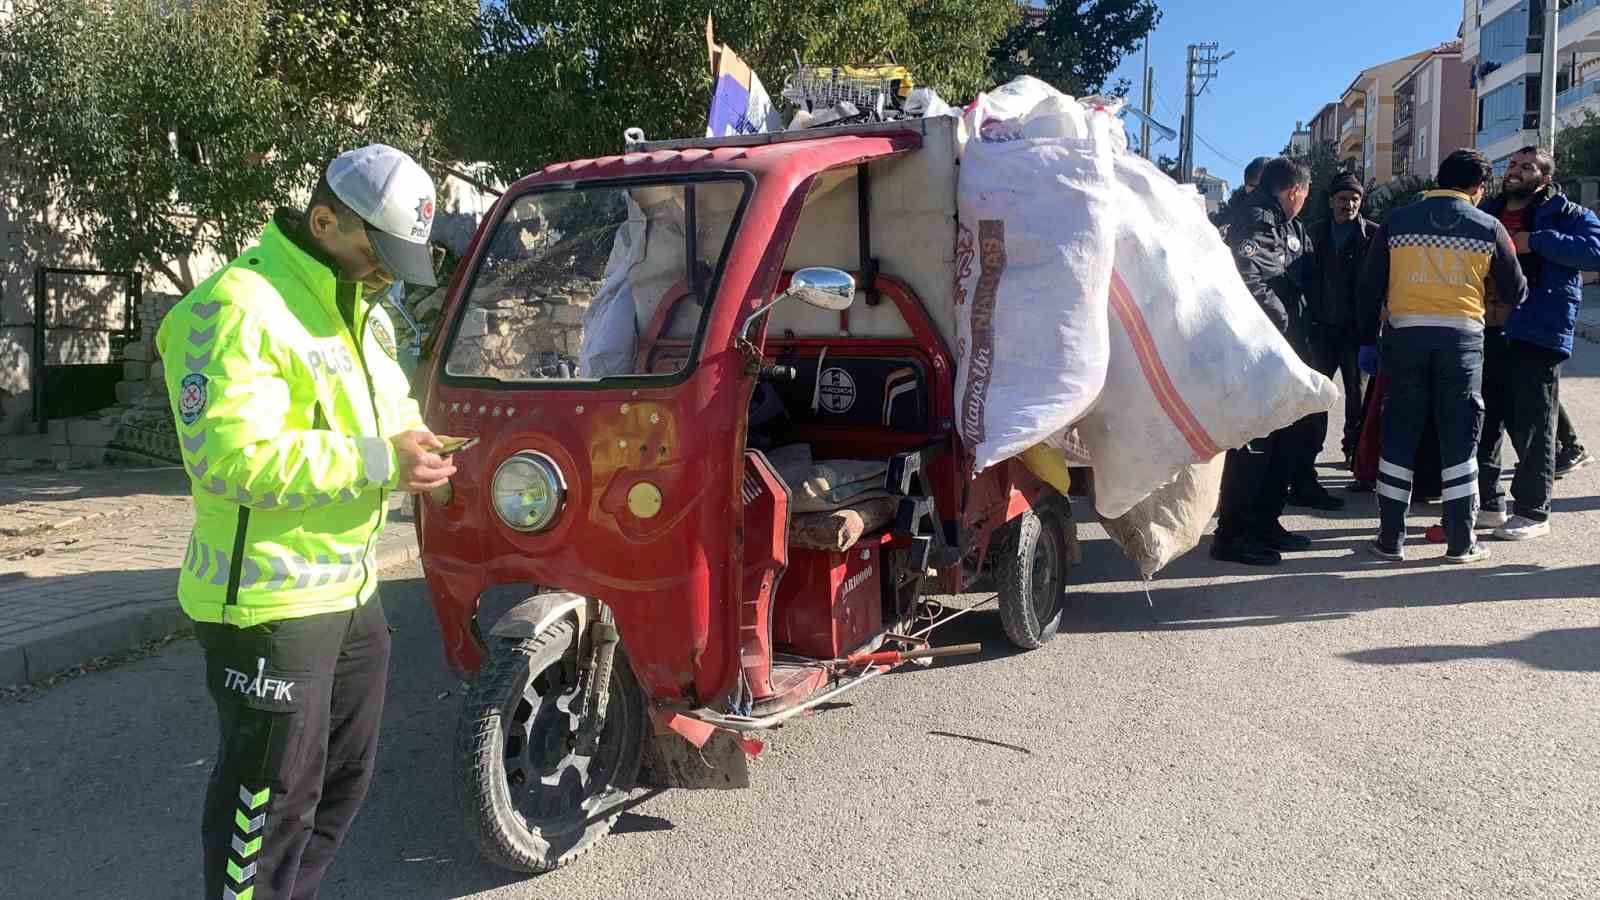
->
[1478, 336, 1562, 522]
[196, 598, 391, 900]
[1307, 323, 1366, 458]
[1558, 402, 1582, 454]
[1216, 426, 1294, 543]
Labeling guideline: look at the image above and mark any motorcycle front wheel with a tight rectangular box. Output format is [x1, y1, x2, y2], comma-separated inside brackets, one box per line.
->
[455, 618, 645, 873]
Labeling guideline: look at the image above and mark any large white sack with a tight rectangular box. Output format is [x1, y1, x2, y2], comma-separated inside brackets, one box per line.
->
[954, 81, 1118, 472]
[1075, 152, 1337, 518]
[955, 76, 1080, 151]
[1098, 456, 1224, 579]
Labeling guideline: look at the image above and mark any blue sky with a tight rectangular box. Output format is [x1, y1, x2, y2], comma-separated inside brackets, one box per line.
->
[1109, 0, 1464, 187]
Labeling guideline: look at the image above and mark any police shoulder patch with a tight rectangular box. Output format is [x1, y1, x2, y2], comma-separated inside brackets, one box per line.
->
[178, 373, 209, 425]
[370, 319, 397, 361]
[1239, 239, 1259, 258]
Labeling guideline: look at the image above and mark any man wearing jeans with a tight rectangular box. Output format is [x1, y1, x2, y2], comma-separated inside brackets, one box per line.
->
[1357, 149, 1526, 563]
[1476, 146, 1600, 540]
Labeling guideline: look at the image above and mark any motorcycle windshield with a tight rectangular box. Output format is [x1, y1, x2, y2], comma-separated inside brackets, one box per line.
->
[440, 177, 750, 384]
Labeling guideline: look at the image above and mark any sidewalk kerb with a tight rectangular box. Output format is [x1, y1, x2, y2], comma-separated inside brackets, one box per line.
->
[4, 527, 420, 689]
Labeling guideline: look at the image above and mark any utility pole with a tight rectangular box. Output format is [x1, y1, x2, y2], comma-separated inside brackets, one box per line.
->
[1182, 42, 1233, 183]
[1140, 37, 1153, 160]
[1539, 0, 1559, 152]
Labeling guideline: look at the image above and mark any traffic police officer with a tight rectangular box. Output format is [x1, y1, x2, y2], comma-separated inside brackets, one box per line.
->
[1212, 156, 1315, 566]
[157, 144, 457, 899]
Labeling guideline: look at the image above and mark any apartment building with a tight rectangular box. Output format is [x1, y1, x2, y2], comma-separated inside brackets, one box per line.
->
[1339, 50, 1432, 183]
[1392, 42, 1474, 179]
[1307, 103, 1342, 152]
[1463, 0, 1600, 172]
[1287, 121, 1312, 155]
[1191, 167, 1231, 214]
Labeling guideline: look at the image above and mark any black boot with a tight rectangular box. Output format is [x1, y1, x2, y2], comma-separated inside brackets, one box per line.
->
[1210, 535, 1282, 566]
[1255, 524, 1312, 552]
[1287, 484, 1346, 511]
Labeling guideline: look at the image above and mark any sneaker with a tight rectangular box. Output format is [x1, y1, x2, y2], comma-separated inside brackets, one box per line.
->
[1287, 487, 1346, 511]
[1255, 526, 1312, 552]
[1555, 448, 1593, 479]
[1368, 538, 1405, 561]
[1445, 543, 1491, 565]
[1476, 508, 1510, 529]
[1494, 515, 1551, 541]
[1211, 537, 1282, 567]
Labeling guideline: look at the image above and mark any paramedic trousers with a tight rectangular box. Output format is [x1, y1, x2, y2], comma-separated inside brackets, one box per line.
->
[1477, 334, 1562, 523]
[1376, 327, 1484, 555]
[196, 598, 390, 900]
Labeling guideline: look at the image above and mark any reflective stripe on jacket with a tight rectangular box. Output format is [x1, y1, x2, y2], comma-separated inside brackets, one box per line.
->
[156, 212, 424, 626]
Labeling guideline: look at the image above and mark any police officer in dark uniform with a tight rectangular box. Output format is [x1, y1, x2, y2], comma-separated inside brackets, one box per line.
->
[1212, 156, 1315, 566]
[1212, 155, 1273, 241]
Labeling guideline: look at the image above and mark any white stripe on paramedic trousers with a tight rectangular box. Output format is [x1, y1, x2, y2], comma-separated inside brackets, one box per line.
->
[1377, 481, 1412, 503]
[1441, 459, 1478, 482]
[1440, 481, 1478, 502]
[1378, 458, 1414, 482]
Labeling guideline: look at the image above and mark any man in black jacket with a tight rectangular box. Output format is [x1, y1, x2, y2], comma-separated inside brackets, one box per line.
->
[1212, 155, 1272, 240]
[1212, 157, 1315, 567]
[1289, 172, 1376, 504]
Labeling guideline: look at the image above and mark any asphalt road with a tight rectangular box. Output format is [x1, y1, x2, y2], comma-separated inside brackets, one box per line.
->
[4, 345, 1599, 899]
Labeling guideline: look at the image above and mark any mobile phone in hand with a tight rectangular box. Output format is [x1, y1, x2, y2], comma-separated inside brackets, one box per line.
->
[435, 435, 479, 457]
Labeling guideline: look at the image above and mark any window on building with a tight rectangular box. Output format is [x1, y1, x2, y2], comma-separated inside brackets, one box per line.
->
[1478, 78, 1529, 143]
[1419, 67, 1431, 99]
[1418, 127, 1428, 162]
[1479, 3, 1534, 69]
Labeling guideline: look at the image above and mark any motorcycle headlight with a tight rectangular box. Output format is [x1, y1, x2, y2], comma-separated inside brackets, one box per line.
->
[491, 452, 566, 533]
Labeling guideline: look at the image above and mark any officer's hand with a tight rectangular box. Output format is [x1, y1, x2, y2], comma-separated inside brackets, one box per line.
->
[1513, 231, 1532, 254]
[391, 430, 456, 493]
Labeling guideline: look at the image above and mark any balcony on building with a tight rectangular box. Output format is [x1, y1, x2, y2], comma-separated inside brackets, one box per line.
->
[1561, 0, 1600, 32]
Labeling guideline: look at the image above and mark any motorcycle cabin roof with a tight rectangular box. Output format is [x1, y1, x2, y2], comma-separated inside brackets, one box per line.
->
[513, 117, 963, 352]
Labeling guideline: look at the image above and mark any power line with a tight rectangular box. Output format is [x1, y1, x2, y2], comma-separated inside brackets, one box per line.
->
[1157, 91, 1246, 168]
[1194, 131, 1247, 168]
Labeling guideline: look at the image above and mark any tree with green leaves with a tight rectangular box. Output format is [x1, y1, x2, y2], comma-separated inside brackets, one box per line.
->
[1555, 110, 1600, 180]
[444, 0, 1020, 180]
[1361, 175, 1437, 225]
[1282, 139, 1347, 228]
[0, 0, 475, 292]
[988, 0, 1161, 96]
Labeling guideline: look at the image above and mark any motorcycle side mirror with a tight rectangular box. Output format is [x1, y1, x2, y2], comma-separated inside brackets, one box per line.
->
[786, 267, 856, 311]
[738, 267, 857, 343]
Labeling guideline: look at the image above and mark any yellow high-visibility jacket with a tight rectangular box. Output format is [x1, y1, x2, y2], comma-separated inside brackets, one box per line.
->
[156, 212, 423, 626]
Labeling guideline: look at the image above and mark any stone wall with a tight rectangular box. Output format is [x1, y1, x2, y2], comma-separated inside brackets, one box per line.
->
[105, 293, 183, 466]
[446, 278, 598, 380]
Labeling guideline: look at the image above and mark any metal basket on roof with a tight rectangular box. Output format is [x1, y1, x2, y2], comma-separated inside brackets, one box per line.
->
[781, 59, 915, 123]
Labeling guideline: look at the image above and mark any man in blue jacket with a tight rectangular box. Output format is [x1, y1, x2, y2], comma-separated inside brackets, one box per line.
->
[1477, 146, 1600, 541]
